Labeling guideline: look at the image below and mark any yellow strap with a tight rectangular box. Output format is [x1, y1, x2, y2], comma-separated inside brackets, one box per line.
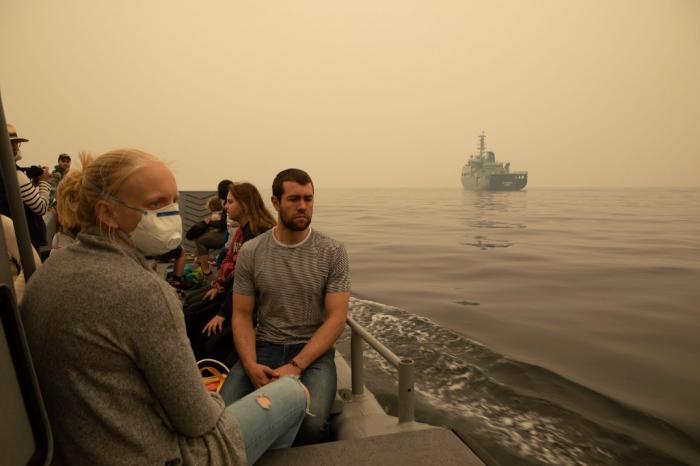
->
[200, 366, 228, 393]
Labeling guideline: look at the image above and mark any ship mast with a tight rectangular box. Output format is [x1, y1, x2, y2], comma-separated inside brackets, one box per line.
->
[477, 131, 486, 158]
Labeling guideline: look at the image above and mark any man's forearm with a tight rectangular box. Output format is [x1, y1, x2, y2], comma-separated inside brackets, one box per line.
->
[291, 314, 346, 369]
[232, 312, 257, 370]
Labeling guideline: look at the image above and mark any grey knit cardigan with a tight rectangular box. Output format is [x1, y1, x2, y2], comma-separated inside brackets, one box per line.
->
[20, 233, 245, 465]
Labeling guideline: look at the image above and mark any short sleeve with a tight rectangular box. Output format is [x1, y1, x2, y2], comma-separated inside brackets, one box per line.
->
[232, 241, 256, 296]
[326, 244, 351, 293]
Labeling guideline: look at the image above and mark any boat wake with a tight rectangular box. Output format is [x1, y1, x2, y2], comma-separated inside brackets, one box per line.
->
[340, 298, 700, 466]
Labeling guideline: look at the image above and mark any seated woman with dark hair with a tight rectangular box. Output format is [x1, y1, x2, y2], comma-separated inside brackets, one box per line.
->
[20, 149, 308, 466]
[185, 182, 276, 361]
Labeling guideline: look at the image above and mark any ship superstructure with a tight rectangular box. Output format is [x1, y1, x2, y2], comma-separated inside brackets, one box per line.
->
[461, 133, 527, 191]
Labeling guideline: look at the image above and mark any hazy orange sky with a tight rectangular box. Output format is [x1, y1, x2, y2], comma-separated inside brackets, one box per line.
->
[2, 0, 699, 189]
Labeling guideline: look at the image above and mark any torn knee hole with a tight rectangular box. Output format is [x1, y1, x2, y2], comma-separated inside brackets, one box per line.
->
[294, 379, 313, 415]
[256, 394, 272, 410]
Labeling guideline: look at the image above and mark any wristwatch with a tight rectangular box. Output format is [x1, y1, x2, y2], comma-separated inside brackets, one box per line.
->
[289, 359, 304, 373]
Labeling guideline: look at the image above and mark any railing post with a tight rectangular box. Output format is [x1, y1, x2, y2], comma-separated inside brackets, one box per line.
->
[398, 358, 415, 423]
[347, 317, 415, 423]
[350, 328, 364, 395]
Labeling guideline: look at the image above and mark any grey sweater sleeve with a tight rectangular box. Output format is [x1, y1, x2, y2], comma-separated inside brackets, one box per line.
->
[126, 278, 226, 437]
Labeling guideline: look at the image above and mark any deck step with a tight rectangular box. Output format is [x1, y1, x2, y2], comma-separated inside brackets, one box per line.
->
[257, 427, 485, 466]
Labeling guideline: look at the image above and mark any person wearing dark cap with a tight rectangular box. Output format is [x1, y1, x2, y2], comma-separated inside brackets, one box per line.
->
[49, 153, 72, 187]
[45, 153, 72, 246]
[1, 124, 51, 250]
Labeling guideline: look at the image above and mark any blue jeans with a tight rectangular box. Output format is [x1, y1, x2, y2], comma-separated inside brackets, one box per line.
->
[226, 376, 307, 464]
[220, 341, 337, 445]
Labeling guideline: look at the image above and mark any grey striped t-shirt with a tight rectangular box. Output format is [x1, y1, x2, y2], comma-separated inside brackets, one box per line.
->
[233, 228, 351, 344]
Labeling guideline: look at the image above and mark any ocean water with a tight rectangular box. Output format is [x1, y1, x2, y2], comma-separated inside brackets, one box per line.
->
[311, 187, 700, 466]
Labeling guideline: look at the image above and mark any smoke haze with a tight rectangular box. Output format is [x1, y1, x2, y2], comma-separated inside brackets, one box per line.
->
[2, 0, 699, 189]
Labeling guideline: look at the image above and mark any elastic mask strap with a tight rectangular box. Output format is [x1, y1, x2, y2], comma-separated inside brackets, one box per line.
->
[83, 177, 146, 214]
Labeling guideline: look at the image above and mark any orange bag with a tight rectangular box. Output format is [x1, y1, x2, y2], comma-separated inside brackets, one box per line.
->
[198, 358, 229, 393]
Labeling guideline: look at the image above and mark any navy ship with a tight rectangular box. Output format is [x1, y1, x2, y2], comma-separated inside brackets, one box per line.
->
[461, 133, 528, 191]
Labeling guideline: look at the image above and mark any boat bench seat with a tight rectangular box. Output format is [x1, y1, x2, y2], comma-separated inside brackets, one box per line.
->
[257, 427, 485, 466]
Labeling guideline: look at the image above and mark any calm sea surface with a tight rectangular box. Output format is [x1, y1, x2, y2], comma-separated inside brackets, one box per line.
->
[311, 187, 700, 466]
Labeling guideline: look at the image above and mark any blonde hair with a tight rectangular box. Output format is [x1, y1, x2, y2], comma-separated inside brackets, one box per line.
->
[206, 196, 223, 213]
[59, 149, 161, 233]
[55, 177, 80, 234]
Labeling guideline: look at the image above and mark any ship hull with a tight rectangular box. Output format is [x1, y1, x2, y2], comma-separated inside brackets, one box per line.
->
[461, 173, 527, 191]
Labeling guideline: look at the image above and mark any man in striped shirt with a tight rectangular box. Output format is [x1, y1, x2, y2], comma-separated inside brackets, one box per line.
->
[3, 124, 51, 249]
[221, 168, 351, 445]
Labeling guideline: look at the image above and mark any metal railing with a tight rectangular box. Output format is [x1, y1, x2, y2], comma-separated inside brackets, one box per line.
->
[347, 316, 415, 423]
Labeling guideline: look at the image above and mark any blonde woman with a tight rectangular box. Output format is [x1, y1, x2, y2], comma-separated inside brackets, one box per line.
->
[49, 167, 81, 251]
[20, 149, 308, 465]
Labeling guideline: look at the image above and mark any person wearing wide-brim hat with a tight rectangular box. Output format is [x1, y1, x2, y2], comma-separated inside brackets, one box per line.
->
[7, 124, 29, 159]
[7, 123, 32, 159]
[7, 123, 29, 142]
[2, 124, 51, 250]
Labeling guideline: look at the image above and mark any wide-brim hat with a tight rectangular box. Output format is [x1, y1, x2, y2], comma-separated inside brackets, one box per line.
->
[7, 124, 29, 143]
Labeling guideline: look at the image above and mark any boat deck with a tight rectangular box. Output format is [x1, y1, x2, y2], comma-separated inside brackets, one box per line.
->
[258, 427, 484, 466]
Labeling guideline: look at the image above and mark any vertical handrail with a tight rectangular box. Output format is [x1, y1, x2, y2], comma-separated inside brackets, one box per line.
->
[0, 92, 37, 280]
[0, 91, 53, 465]
[347, 317, 415, 423]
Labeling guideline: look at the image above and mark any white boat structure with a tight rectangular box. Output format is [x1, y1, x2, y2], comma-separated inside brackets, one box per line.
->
[461, 133, 528, 191]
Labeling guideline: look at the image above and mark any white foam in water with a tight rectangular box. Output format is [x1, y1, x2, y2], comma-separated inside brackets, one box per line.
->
[346, 297, 656, 466]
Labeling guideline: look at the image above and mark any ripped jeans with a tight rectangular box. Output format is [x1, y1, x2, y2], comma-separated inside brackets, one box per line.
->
[221, 342, 337, 445]
[225, 376, 307, 464]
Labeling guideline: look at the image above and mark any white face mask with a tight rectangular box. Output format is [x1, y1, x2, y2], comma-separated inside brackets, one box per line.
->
[14, 149, 22, 162]
[129, 202, 183, 256]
